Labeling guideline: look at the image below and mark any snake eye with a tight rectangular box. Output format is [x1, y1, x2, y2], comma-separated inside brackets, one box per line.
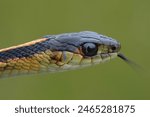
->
[82, 43, 98, 57]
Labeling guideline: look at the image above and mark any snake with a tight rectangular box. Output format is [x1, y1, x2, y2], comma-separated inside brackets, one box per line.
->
[0, 31, 130, 78]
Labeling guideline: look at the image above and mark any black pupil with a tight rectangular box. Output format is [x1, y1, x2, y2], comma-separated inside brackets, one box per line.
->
[82, 43, 98, 56]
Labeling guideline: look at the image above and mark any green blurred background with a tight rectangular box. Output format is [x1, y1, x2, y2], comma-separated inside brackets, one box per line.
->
[0, 0, 149, 100]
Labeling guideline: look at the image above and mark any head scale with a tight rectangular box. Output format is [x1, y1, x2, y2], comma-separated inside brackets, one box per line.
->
[46, 31, 121, 58]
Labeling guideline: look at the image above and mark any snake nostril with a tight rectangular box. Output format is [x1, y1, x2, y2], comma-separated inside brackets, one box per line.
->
[111, 46, 117, 51]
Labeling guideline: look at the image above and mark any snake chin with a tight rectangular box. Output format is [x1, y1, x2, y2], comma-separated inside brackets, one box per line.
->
[61, 52, 118, 69]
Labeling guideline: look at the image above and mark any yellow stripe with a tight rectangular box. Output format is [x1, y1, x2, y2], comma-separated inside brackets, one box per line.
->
[0, 38, 47, 52]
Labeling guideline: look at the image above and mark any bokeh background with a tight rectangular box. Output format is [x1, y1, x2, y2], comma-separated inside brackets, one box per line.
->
[0, 0, 149, 100]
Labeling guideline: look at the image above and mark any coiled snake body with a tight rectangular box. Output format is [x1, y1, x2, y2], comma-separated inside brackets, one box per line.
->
[0, 31, 123, 78]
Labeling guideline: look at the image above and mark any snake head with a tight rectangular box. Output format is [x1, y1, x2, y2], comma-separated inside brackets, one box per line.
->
[45, 31, 121, 67]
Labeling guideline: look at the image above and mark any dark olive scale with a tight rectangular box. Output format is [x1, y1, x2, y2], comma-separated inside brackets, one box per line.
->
[0, 42, 49, 62]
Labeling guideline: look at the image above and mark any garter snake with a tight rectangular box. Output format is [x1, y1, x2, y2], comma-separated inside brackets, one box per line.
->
[0, 31, 130, 78]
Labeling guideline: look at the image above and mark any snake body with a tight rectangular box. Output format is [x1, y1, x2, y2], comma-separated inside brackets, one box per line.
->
[0, 31, 121, 78]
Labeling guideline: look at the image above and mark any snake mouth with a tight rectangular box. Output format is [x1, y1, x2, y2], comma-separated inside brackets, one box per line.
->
[79, 52, 118, 65]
